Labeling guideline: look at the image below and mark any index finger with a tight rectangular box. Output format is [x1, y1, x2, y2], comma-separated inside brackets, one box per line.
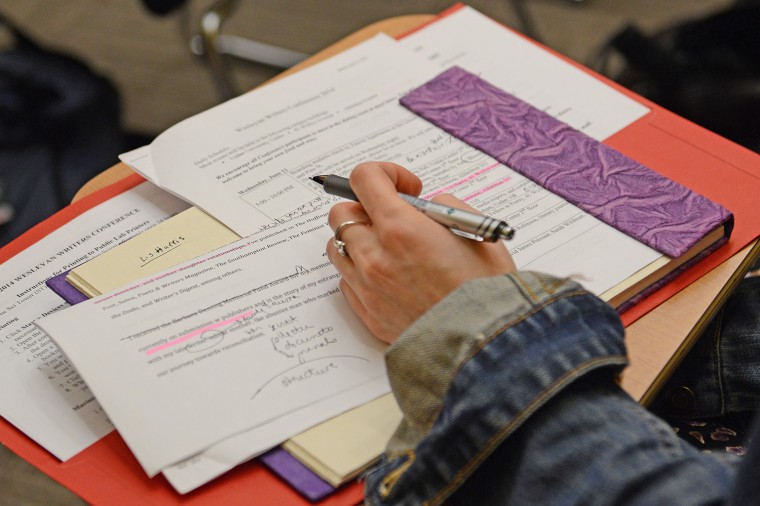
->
[348, 162, 423, 220]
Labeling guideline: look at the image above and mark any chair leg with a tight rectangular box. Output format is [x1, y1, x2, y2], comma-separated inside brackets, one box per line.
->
[197, 0, 239, 99]
[190, 0, 308, 100]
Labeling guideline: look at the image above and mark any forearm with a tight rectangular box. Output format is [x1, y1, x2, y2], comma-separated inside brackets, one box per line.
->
[449, 370, 736, 505]
[364, 272, 736, 505]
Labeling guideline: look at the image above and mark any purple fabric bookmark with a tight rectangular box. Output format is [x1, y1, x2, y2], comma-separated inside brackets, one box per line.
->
[400, 67, 733, 258]
[45, 271, 88, 305]
[259, 447, 336, 502]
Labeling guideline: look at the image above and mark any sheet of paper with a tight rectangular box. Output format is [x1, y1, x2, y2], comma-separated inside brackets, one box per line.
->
[0, 182, 189, 460]
[162, 377, 387, 493]
[126, 35, 659, 296]
[67, 207, 240, 296]
[399, 6, 649, 140]
[282, 394, 401, 486]
[119, 145, 156, 182]
[37, 230, 389, 477]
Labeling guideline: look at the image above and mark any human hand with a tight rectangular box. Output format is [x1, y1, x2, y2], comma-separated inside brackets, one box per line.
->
[326, 162, 516, 344]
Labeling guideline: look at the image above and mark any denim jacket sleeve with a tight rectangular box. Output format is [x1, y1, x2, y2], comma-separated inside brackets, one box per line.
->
[363, 272, 736, 505]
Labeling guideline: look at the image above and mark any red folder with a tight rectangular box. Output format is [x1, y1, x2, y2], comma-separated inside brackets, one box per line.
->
[606, 106, 760, 325]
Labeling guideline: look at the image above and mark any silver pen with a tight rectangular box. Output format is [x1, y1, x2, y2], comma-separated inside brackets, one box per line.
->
[310, 174, 515, 242]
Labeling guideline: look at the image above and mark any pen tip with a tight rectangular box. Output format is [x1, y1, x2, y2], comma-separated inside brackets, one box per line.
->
[310, 175, 326, 184]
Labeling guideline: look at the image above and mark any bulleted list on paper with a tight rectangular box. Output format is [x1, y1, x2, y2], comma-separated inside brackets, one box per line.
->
[0, 183, 189, 460]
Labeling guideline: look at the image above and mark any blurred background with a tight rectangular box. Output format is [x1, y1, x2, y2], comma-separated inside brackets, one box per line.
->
[0, 0, 754, 503]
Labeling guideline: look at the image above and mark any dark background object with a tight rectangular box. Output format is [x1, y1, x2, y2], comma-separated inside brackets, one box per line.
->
[596, 4, 760, 153]
[0, 12, 132, 247]
[140, 0, 187, 16]
[598, 1, 760, 455]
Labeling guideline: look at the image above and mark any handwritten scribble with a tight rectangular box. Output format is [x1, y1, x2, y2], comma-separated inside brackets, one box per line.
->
[185, 329, 225, 354]
[250, 355, 369, 400]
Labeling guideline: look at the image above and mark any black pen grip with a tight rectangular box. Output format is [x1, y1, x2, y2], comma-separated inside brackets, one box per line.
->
[321, 175, 359, 202]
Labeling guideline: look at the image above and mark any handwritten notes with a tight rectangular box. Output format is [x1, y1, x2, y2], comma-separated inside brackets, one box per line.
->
[38, 230, 387, 477]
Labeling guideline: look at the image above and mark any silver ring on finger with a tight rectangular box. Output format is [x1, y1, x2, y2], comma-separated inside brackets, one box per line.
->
[333, 220, 368, 258]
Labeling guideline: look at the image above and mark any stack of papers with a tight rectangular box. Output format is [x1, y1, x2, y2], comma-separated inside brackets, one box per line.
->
[33, 7, 672, 494]
[2, 6, 741, 500]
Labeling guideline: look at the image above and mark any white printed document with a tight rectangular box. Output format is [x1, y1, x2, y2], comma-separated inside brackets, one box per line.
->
[0, 183, 189, 460]
[399, 6, 649, 141]
[122, 35, 659, 297]
[37, 231, 388, 477]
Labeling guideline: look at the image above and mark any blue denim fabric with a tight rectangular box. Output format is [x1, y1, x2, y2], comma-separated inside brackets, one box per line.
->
[652, 275, 760, 419]
[364, 273, 738, 505]
[447, 372, 736, 505]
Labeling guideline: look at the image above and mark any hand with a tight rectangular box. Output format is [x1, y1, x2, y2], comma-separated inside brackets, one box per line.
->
[326, 162, 516, 344]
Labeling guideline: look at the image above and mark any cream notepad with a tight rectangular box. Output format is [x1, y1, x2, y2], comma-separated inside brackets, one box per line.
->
[282, 394, 402, 487]
[66, 207, 240, 297]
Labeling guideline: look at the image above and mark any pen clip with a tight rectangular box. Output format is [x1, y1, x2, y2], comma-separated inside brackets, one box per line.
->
[449, 228, 485, 241]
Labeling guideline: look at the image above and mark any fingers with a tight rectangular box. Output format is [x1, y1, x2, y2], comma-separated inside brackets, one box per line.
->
[322, 163, 520, 344]
[327, 200, 370, 229]
[432, 193, 517, 272]
[348, 162, 423, 220]
[431, 193, 479, 213]
[353, 161, 423, 197]
[326, 201, 372, 269]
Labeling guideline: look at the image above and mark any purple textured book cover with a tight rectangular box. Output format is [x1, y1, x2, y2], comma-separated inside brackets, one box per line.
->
[400, 67, 733, 258]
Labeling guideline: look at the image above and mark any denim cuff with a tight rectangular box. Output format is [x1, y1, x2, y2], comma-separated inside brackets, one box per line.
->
[366, 272, 628, 505]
